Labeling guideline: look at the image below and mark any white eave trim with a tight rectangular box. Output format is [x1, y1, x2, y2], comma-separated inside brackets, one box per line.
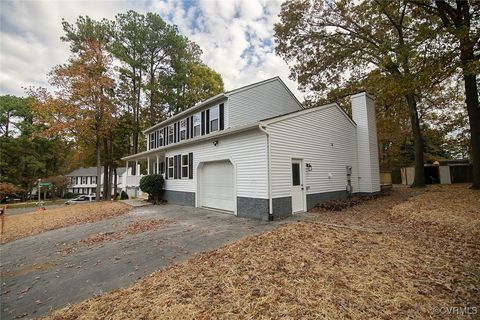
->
[122, 122, 261, 161]
[260, 103, 357, 127]
[143, 93, 227, 134]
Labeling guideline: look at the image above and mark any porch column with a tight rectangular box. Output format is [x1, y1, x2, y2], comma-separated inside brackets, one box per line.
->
[135, 160, 139, 176]
[125, 161, 129, 176]
[147, 157, 150, 175]
[156, 154, 160, 174]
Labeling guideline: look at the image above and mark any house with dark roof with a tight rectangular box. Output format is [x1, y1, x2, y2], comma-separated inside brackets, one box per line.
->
[65, 167, 127, 195]
[122, 77, 380, 220]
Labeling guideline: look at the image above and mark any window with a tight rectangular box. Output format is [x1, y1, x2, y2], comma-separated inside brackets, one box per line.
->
[181, 154, 189, 178]
[149, 133, 154, 150]
[180, 119, 186, 141]
[168, 157, 174, 178]
[92, 176, 97, 184]
[193, 113, 201, 137]
[210, 106, 219, 132]
[159, 131, 164, 147]
[71, 177, 75, 185]
[81, 176, 87, 184]
[292, 163, 301, 186]
[168, 125, 174, 143]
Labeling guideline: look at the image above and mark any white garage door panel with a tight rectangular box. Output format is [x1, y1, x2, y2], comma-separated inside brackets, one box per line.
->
[201, 161, 235, 212]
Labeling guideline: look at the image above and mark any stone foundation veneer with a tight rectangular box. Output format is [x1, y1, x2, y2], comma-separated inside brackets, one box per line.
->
[161, 189, 371, 221]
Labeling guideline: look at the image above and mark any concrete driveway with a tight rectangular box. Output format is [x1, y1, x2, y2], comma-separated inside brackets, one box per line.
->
[0, 204, 283, 319]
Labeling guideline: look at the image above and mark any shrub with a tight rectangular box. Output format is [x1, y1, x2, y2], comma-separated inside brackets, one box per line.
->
[63, 192, 75, 199]
[120, 190, 129, 200]
[139, 174, 164, 203]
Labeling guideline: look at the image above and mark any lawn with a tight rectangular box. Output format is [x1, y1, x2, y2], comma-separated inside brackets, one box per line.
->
[46, 185, 479, 319]
[0, 202, 131, 244]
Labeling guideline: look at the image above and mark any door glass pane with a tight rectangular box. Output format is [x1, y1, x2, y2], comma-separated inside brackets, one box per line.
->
[292, 163, 301, 186]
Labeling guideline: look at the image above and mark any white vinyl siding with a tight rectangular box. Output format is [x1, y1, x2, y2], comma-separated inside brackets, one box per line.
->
[163, 130, 268, 200]
[267, 105, 359, 198]
[227, 78, 302, 128]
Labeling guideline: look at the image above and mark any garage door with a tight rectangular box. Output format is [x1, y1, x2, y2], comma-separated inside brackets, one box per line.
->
[200, 160, 235, 212]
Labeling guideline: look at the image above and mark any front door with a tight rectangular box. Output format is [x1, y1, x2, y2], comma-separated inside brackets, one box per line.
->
[291, 159, 305, 212]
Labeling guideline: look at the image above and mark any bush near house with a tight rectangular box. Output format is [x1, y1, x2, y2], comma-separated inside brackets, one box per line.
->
[139, 174, 164, 204]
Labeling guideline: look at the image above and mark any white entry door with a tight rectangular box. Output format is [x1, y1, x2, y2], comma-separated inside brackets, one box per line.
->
[291, 159, 305, 213]
[200, 160, 235, 212]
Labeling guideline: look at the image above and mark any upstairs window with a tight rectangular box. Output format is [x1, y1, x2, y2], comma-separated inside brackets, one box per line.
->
[193, 113, 201, 137]
[210, 106, 219, 132]
[159, 131, 164, 146]
[180, 119, 186, 141]
[81, 176, 87, 184]
[168, 125, 174, 144]
[149, 133, 154, 150]
[92, 176, 97, 184]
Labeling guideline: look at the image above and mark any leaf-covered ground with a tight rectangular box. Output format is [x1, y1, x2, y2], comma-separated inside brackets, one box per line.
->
[45, 185, 479, 319]
[1, 202, 131, 244]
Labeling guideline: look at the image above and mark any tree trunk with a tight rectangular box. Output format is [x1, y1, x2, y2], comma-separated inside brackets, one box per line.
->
[95, 137, 101, 201]
[103, 138, 109, 200]
[113, 167, 118, 200]
[463, 72, 480, 188]
[405, 93, 426, 187]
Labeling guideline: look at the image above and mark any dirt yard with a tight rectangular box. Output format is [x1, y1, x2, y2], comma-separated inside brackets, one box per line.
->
[45, 185, 479, 319]
[0, 202, 131, 244]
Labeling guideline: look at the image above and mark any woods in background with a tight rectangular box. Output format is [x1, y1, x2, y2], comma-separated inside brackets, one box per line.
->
[1, 10, 224, 199]
[274, 0, 479, 188]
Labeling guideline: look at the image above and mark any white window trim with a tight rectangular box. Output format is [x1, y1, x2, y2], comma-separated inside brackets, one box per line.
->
[168, 157, 174, 178]
[181, 154, 189, 179]
[210, 106, 219, 132]
[168, 126, 174, 143]
[193, 113, 201, 137]
[180, 120, 186, 141]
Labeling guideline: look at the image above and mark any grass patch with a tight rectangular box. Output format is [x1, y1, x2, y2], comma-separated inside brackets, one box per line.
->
[1, 202, 131, 244]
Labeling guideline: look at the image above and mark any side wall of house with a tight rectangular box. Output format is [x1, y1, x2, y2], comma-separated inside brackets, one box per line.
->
[267, 105, 359, 217]
[162, 129, 269, 219]
[228, 79, 302, 128]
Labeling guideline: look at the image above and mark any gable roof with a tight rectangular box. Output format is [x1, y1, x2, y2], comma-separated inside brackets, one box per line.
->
[66, 167, 126, 176]
[260, 103, 356, 127]
[143, 77, 302, 134]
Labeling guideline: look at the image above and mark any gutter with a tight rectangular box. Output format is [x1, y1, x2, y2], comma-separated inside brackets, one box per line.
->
[258, 123, 273, 221]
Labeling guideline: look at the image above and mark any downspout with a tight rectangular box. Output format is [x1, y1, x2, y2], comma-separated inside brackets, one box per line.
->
[258, 123, 273, 221]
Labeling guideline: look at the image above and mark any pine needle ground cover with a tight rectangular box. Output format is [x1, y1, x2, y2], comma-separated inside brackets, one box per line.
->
[46, 185, 479, 319]
[1, 202, 131, 244]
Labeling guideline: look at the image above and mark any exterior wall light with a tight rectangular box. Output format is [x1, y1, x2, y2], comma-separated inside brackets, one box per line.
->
[212, 140, 219, 146]
[306, 163, 313, 171]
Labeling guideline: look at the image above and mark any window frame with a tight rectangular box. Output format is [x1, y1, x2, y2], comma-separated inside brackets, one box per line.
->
[209, 105, 219, 132]
[81, 176, 87, 185]
[159, 131, 164, 146]
[168, 125, 174, 144]
[168, 157, 174, 178]
[179, 119, 187, 141]
[193, 113, 201, 137]
[181, 154, 189, 178]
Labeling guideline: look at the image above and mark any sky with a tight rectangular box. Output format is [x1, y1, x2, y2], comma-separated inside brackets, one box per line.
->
[0, 0, 304, 100]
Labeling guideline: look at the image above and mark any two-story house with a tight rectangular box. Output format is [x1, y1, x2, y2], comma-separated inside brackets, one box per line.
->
[122, 77, 380, 220]
[66, 167, 127, 196]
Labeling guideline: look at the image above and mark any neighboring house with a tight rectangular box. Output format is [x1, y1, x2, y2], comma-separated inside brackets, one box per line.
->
[66, 167, 127, 195]
[122, 77, 380, 220]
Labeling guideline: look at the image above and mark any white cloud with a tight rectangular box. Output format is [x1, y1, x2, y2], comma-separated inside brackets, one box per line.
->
[0, 0, 304, 100]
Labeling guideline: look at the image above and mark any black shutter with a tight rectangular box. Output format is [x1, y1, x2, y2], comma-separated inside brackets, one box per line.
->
[174, 123, 177, 143]
[177, 122, 180, 142]
[201, 111, 205, 135]
[206, 109, 210, 134]
[165, 157, 169, 179]
[190, 116, 194, 138]
[173, 156, 177, 179]
[164, 127, 167, 146]
[186, 117, 190, 139]
[188, 152, 193, 179]
[219, 103, 224, 130]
